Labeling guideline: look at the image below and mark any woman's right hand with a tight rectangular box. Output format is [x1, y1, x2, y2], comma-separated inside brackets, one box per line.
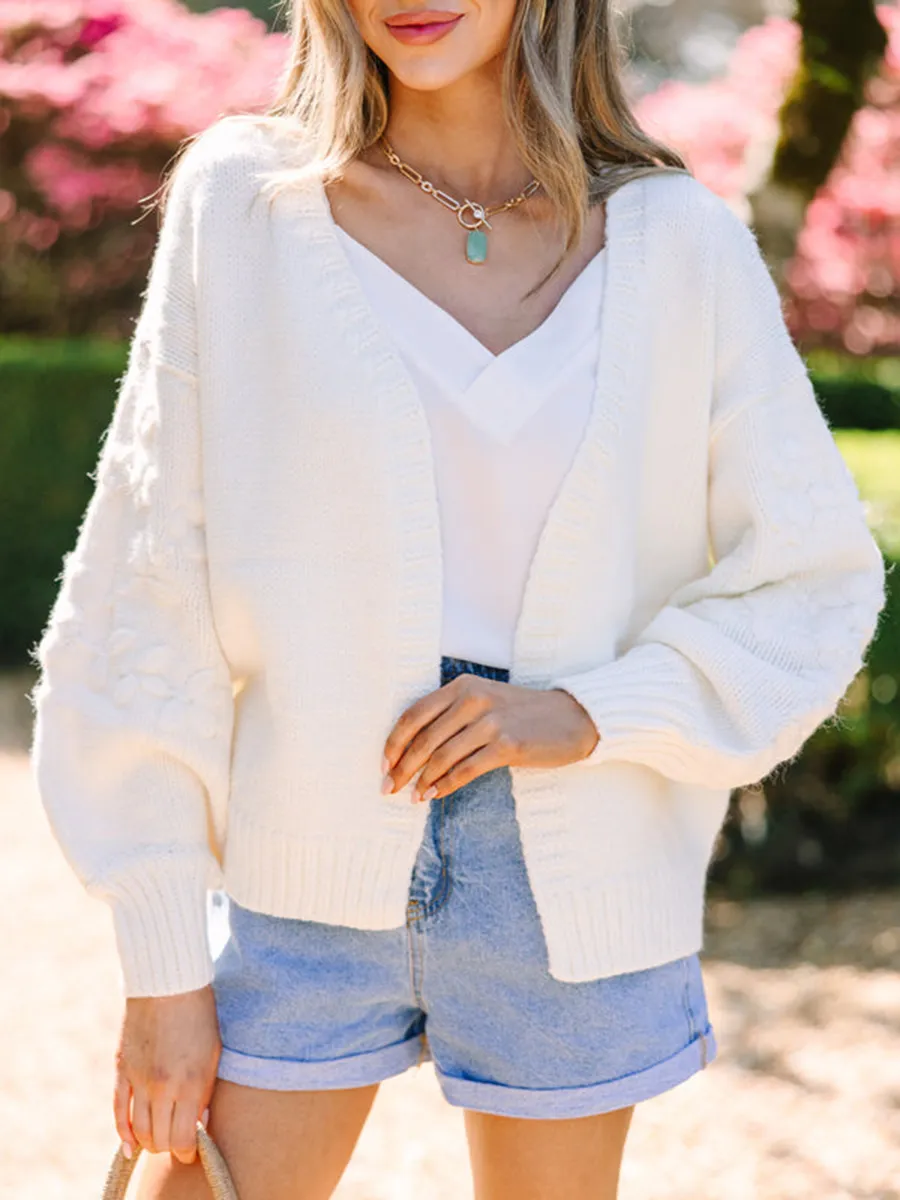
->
[114, 983, 222, 1165]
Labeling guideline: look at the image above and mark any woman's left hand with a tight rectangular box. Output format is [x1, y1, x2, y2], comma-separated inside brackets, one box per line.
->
[382, 672, 600, 803]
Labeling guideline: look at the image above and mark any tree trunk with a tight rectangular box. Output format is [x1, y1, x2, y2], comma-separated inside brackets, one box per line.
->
[748, 0, 887, 286]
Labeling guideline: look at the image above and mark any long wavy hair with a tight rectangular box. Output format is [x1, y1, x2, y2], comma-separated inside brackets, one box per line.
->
[160, 0, 691, 261]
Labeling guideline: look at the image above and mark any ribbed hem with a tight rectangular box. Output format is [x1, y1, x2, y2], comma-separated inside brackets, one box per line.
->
[536, 869, 707, 983]
[108, 859, 214, 997]
[223, 808, 425, 929]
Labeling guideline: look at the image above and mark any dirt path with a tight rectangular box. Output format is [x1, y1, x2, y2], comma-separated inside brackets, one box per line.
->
[3, 745, 899, 1199]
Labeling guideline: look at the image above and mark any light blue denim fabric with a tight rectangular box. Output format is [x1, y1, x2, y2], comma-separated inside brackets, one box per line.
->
[212, 654, 718, 1119]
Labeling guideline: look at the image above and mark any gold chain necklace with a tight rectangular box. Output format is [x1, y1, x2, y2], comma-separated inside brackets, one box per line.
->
[380, 139, 541, 266]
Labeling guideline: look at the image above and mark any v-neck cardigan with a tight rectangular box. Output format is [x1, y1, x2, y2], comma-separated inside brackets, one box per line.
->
[334, 222, 608, 670]
[29, 116, 887, 998]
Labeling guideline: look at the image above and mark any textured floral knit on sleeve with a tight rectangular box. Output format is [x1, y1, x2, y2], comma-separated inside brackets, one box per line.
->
[551, 198, 889, 789]
[28, 139, 234, 998]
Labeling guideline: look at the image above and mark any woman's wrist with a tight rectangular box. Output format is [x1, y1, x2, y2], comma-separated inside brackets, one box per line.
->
[549, 688, 601, 760]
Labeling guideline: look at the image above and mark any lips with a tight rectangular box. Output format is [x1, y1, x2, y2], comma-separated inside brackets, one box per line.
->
[385, 9, 462, 25]
[384, 9, 464, 43]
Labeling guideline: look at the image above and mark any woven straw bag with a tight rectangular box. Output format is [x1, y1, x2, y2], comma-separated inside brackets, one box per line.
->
[101, 1121, 239, 1199]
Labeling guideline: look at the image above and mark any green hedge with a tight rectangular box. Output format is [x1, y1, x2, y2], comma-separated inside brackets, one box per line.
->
[806, 351, 900, 431]
[0, 337, 127, 666]
[183, 0, 285, 28]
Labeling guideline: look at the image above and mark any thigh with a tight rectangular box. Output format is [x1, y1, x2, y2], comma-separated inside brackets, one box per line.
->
[464, 1103, 635, 1200]
[135, 1076, 379, 1200]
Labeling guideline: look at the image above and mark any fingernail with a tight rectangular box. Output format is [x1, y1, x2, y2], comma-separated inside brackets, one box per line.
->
[381, 755, 390, 775]
[381, 774, 393, 794]
[121, 1142, 133, 1160]
[422, 786, 437, 802]
[201, 1107, 210, 1127]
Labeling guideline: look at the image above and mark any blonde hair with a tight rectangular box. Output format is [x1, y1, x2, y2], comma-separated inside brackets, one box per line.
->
[160, 0, 691, 261]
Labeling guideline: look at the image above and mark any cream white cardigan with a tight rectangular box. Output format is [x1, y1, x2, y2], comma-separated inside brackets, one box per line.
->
[29, 116, 887, 997]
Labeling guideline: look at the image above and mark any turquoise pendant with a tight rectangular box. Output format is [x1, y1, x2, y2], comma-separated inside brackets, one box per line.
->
[466, 228, 488, 265]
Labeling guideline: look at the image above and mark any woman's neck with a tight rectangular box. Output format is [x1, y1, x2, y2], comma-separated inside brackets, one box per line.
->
[382, 65, 535, 204]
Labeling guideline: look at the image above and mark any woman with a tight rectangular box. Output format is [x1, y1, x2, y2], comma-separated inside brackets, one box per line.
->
[30, 0, 886, 1193]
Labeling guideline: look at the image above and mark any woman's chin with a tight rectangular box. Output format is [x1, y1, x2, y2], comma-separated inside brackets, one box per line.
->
[376, 49, 482, 93]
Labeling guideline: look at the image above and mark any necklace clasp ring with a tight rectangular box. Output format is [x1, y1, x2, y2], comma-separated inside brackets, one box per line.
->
[456, 201, 492, 232]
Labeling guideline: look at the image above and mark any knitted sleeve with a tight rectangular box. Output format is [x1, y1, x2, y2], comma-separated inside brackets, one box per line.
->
[28, 134, 234, 998]
[550, 197, 889, 790]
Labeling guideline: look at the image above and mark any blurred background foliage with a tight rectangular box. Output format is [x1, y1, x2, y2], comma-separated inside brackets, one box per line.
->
[185, 0, 284, 23]
[1, 0, 898, 897]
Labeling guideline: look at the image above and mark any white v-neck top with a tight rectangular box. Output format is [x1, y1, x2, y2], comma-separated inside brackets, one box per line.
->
[336, 225, 608, 668]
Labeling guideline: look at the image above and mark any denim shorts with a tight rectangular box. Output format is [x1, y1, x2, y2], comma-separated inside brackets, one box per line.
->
[212, 654, 718, 1119]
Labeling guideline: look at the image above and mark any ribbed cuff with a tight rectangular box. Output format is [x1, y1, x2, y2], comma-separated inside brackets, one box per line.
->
[108, 859, 214, 998]
[550, 651, 698, 774]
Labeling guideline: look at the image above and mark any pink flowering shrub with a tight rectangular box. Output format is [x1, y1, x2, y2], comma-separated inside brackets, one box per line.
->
[636, 5, 900, 355]
[0, 0, 287, 337]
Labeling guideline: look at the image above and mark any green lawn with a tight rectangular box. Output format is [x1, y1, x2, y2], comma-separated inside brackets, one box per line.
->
[835, 430, 900, 557]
